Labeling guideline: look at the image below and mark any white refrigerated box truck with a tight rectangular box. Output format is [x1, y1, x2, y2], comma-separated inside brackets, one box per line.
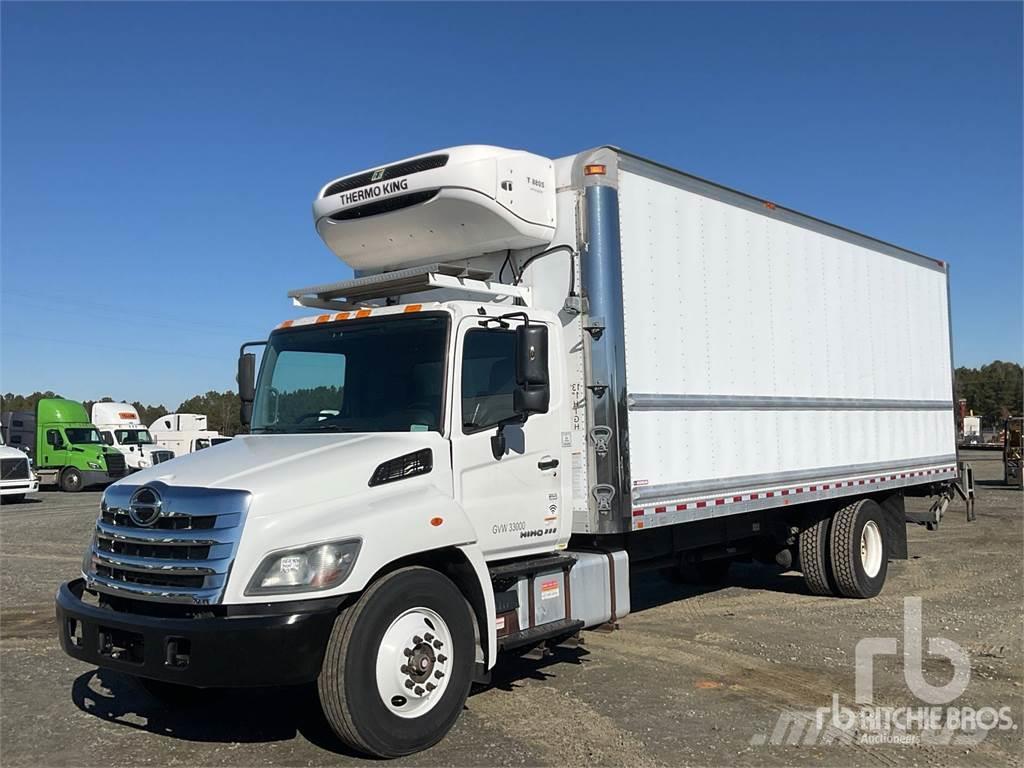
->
[57, 145, 972, 757]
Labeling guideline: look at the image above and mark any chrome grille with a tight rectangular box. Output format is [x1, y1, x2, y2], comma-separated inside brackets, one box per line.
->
[85, 482, 250, 604]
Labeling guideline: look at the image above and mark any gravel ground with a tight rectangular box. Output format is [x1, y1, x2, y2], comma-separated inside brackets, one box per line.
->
[1, 449, 1020, 767]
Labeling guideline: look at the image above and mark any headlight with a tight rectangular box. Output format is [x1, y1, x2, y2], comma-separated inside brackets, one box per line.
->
[88, 461, 101, 470]
[245, 539, 361, 596]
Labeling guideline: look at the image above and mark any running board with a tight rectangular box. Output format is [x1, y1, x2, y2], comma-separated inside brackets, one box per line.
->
[497, 618, 584, 651]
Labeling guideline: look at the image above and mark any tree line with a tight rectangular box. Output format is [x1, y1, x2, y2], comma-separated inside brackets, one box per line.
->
[1, 390, 244, 436]
[954, 361, 1022, 428]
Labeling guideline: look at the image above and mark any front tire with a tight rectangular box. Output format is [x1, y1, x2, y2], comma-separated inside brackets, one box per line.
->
[829, 499, 889, 598]
[60, 468, 83, 493]
[318, 567, 475, 758]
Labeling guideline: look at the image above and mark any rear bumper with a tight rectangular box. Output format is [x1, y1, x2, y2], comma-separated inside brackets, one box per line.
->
[56, 579, 340, 687]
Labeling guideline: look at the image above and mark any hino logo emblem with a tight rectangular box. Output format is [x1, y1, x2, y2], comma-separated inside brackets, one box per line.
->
[370, 168, 385, 181]
[128, 487, 163, 527]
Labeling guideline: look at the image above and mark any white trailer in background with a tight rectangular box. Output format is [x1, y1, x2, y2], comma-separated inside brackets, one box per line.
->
[58, 145, 971, 758]
[91, 403, 175, 471]
[148, 413, 231, 455]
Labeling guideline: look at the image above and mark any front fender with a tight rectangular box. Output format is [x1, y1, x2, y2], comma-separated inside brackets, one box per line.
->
[223, 481, 478, 604]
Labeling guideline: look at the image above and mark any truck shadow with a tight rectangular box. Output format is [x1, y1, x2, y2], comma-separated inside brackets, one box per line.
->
[629, 562, 809, 613]
[70, 669, 364, 758]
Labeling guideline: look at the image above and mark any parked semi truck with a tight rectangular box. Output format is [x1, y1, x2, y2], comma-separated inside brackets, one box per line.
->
[6, 399, 128, 491]
[149, 413, 231, 455]
[91, 403, 175, 471]
[0, 432, 38, 503]
[57, 145, 969, 757]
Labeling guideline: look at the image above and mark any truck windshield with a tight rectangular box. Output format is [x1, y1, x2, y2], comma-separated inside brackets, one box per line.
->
[114, 429, 154, 445]
[65, 428, 103, 445]
[251, 314, 449, 434]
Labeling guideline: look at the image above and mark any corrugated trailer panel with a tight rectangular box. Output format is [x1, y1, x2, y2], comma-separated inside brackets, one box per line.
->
[616, 161, 956, 523]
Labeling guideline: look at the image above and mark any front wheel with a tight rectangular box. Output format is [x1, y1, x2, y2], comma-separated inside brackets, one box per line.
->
[318, 567, 476, 758]
[60, 468, 84, 493]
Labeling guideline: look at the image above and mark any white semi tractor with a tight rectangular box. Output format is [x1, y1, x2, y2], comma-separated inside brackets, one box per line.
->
[91, 403, 175, 472]
[57, 145, 970, 757]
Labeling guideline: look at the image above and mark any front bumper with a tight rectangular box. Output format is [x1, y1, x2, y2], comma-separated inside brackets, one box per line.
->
[0, 478, 38, 495]
[56, 579, 341, 687]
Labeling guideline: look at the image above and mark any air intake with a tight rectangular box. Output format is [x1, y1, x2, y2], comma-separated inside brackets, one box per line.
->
[322, 154, 448, 198]
[369, 449, 433, 487]
[328, 190, 439, 222]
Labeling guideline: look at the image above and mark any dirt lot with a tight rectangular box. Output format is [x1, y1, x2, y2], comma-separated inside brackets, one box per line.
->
[1, 449, 1021, 767]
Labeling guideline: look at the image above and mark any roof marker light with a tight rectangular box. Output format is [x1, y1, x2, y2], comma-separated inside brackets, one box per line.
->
[584, 164, 607, 176]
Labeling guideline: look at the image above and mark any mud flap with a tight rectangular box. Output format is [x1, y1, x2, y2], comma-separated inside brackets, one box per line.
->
[880, 494, 908, 560]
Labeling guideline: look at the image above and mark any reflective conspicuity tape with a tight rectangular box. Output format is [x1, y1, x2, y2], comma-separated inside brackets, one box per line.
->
[629, 464, 958, 530]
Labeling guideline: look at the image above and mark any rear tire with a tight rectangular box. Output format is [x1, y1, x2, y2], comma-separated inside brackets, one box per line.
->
[60, 468, 83, 493]
[829, 499, 889, 598]
[318, 567, 475, 758]
[799, 515, 834, 595]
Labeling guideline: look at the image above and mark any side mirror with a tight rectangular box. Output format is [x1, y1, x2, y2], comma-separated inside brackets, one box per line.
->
[238, 352, 256, 427]
[514, 324, 549, 418]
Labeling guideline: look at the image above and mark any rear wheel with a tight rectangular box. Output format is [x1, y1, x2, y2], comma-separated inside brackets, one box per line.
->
[60, 468, 83, 493]
[318, 567, 475, 758]
[799, 515, 833, 595]
[829, 499, 889, 598]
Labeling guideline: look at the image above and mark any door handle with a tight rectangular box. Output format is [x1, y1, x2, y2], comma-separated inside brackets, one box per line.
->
[537, 458, 559, 471]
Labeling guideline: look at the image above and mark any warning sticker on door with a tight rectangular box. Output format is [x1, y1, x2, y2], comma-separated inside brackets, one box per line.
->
[540, 580, 560, 600]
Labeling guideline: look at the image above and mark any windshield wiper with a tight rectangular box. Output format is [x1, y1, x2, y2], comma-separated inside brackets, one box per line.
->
[300, 423, 355, 433]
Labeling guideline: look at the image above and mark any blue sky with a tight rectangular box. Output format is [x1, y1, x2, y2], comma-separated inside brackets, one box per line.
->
[2, 2, 1021, 406]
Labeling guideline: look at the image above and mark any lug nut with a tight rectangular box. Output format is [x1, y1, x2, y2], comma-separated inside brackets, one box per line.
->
[414, 685, 424, 696]
[403, 647, 414, 657]
[426, 682, 436, 691]
[434, 670, 445, 679]
[400, 665, 409, 674]
[413, 635, 423, 644]
[433, 640, 443, 649]
[424, 632, 433, 642]
[437, 654, 447, 663]
[404, 680, 414, 690]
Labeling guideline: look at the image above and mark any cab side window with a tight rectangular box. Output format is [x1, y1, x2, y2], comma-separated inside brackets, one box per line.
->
[462, 330, 517, 433]
[46, 429, 63, 448]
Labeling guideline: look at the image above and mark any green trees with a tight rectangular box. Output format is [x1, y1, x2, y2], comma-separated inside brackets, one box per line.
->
[954, 361, 1023, 428]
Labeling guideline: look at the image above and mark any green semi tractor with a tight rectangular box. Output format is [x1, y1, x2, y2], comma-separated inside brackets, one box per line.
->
[2, 399, 128, 492]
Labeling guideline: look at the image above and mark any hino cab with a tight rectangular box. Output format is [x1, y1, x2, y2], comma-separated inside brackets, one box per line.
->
[91, 403, 175, 471]
[148, 413, 231, 455]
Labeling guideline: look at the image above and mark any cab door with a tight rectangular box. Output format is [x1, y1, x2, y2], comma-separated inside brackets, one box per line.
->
[42, 428, 69, 469]
[450, 315, 567, 560]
